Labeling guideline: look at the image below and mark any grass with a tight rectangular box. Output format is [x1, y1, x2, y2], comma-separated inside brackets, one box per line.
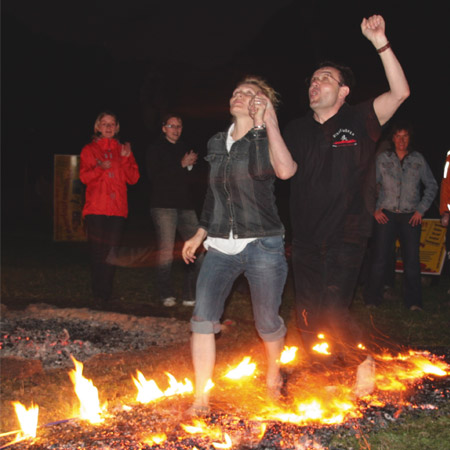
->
[1, 224, 450, 449]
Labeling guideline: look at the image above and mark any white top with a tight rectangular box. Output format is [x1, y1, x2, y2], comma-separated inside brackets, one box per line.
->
[203, 124, 256, 255]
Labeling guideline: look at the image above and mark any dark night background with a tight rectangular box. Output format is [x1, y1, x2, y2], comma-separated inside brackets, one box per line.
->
[2, 0, 448, 236]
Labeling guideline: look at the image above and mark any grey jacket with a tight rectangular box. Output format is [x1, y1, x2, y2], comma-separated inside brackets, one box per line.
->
[199, 128, 284, 238]
[376, 150, 438, 215]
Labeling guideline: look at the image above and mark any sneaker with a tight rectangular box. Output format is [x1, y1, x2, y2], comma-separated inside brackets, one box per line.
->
[409, 305, 423, 312]
[163, 297, 176, 307]
[182, 299, 195, 307]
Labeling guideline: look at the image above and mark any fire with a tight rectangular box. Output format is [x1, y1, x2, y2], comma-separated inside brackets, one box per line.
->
[143, 432, 167, 445]
[224, 356, 256, 379]
[132, 371, 193, 403]
[12, 401, 39, 438]
[182, 419, 232, 448]
[311, 333, 331, 355]
[280, 346, 298, 364]
[374, 350, 449, 391]
[204, 378, 215, 392]
[68, 355, 105, 423]
[312, 342, 330, 355]
[3, 344, 449, 448]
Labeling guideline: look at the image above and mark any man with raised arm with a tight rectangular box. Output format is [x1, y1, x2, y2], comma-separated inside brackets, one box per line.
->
[271, 15, 410, 363]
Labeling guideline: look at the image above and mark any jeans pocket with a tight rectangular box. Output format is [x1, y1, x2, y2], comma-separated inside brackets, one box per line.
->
[256, 235, 285, 254]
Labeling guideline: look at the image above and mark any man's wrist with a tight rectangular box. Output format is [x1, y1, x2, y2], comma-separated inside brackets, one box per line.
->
[376, 42, 391, 54]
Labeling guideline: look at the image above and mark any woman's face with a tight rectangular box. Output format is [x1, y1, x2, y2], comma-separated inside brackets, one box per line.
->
[96, 115, 119, 139]
[229, 83, 258, 118]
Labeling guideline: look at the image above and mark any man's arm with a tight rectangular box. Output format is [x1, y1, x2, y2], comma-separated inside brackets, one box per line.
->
[249, 92, 297, 180]
[361, 15, 410, 126]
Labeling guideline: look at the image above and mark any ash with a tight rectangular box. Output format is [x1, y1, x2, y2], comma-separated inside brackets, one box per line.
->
[0, 303, 190, 370]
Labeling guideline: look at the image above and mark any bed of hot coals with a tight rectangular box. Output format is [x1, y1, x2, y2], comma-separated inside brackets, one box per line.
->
[0, 304, 449, 450]
[0, 303, 190, 370]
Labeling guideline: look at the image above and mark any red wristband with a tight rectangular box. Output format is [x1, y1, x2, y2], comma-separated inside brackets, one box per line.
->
[377, 42, 391, 54]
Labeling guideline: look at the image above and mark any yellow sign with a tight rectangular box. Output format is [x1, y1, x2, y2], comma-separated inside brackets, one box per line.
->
[53, 155, 86, 241]
[395, 219, 446, 275]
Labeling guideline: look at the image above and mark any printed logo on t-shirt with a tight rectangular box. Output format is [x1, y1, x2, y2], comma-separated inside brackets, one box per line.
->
[332, 128, 357, 148]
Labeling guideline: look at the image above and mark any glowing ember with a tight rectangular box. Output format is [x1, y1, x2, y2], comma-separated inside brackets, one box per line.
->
[132, 371, 193, 403]
[68, 355, 104, 423]
[224, 356, 256, 379]
[12, 401, 39, 439]
[280, 346, 298, 364]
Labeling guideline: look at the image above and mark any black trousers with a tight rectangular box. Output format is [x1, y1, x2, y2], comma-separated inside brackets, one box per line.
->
[85, 214, 125, 301]
[292, 239, 367, 357]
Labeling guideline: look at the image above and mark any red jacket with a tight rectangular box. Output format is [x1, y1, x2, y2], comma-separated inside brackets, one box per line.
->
[440, 151, 450, 215]
[80, 137, 140, 218]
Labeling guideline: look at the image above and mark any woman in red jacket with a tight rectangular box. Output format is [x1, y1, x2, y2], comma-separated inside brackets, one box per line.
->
[80, 111, 140, 306]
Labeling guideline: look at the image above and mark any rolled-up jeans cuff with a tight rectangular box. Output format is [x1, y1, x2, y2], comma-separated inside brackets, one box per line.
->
[190, 319, 222, 334]
[258, 319, 287, 342]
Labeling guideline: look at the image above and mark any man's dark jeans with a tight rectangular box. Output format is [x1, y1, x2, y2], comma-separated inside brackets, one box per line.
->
[364, 211, 422, 308]
[292, 239, 367, 357]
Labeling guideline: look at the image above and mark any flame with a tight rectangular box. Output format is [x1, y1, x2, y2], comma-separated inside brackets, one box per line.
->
[212, 432, 232, 448]
[68, 356, 104, 423]
[224, 356, 256, 379]
[132, 371, 193, 403]
[182, 420, 232, 448]
[204, 378, 215, 392]
[312, 342, 330, 355]
[280, 346, 298, 364]
[374, 350, 449, 391]
[12, 401, 39, 438]
[143, 432, 167, 445]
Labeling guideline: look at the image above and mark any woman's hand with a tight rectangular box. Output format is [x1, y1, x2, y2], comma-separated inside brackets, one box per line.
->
[121, 142, 132, 157]
[182, 228, 207, 264]
[249, 92, 268, 127]
[97, 160, 111, 169]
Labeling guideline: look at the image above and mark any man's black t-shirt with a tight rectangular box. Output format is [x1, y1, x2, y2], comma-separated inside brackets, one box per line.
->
[283, 101, 381, 245]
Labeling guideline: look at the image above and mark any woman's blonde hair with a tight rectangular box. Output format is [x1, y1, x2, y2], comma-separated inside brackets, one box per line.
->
[93, 111, 120, 138]
[237, 75, 281, 110]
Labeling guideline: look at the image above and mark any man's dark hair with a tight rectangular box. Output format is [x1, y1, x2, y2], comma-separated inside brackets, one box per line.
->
[388, 120, 414, 143]
[161, 113, 182, 126]
[316, 61, 356, 92]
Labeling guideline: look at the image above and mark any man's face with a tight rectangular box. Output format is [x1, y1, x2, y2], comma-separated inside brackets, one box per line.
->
[392, 130, 410, 152]
[308, 67, 344, 110]
[163, 117, 183, 144]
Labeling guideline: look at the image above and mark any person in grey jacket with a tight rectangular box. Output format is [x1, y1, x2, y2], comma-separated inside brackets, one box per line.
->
[182, 75, 296, 415]
[364, 121, 438, 310]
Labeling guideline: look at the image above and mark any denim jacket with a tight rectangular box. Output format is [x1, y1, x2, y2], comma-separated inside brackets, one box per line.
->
[376, 150, 438, 215]
[199, 128, 284, 238]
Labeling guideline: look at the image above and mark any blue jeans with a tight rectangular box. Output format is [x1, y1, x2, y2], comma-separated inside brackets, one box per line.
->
[292, 239, 367, 355]
[151, 208, 202, 301]
[191, 236, 288, 342]
[364, 211, 422, 308]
